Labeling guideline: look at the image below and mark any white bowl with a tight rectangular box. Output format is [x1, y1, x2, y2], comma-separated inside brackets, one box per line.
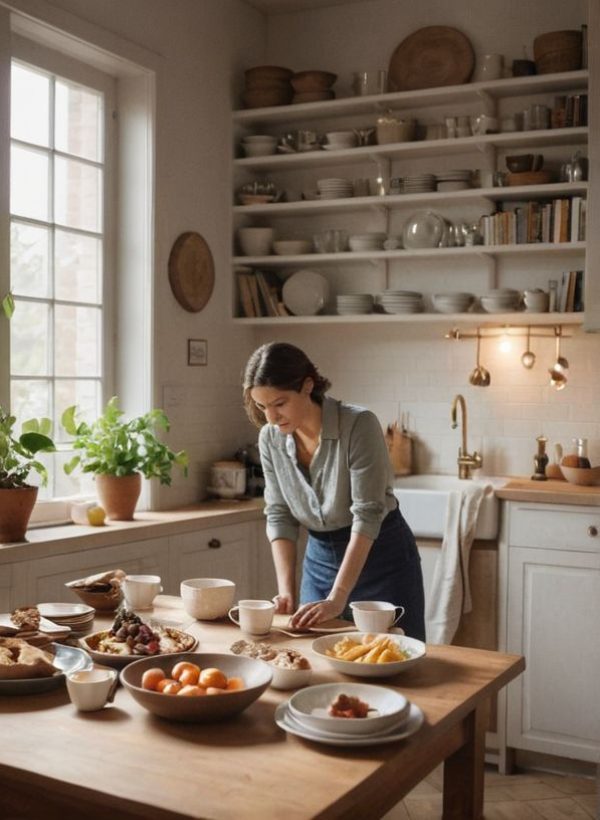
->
[243, 135, 277, 143]
[311, 632, 426, 678]
[237, 227, 274, 256]
[288, 682, 410, 735]
[242, 143, 277, 157]
[268, 663, 312, 690]
[273, 240, 313, 255]
[180, 578, 236, 620]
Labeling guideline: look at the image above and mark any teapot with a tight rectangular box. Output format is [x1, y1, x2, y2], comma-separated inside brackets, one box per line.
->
[561, 150, 588, 182]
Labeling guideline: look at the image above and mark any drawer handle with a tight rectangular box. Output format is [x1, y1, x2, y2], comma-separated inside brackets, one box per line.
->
[588, 526, 598, 538]
[208, 538, 222, 549]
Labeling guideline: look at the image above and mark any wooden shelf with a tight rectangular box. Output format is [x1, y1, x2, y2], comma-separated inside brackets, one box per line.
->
[232, 312, 584, 327]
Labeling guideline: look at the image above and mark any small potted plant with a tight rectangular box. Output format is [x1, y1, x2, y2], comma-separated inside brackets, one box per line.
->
[0, 408, 55, 542]
[62, 397, 188, 520]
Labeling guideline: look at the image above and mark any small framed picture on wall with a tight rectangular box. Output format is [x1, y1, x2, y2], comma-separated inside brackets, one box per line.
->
[188, 338, 207, 366]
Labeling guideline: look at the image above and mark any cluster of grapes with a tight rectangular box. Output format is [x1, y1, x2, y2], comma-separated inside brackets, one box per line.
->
[112, 618, 161, 656]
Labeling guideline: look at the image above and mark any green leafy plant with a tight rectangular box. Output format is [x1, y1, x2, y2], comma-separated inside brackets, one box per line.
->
[1, 292, 15, 319]
[0, 408, 56, 489]
[62, 397, 189, 485]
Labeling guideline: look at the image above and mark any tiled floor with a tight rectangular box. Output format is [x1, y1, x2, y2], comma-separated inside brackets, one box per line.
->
[383, 766, 598, 819]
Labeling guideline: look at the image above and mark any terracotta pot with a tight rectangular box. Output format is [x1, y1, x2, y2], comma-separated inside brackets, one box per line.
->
[0, 486, 38, 543]
[95, 473, 142, 521]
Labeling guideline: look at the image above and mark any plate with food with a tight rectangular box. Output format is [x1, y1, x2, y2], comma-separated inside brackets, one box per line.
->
[311, 632, 426, 677]
[80, 607, 197, 668]
[0, 638, 92, 695]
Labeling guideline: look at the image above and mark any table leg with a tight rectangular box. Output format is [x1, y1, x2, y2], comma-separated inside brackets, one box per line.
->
[442, 700, 489, 820]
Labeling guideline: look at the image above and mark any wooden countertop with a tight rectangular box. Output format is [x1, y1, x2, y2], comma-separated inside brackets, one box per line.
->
[495, 477, 600, 506]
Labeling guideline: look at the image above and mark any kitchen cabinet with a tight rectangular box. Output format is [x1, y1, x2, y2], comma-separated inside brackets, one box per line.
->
[232, 71, 588, 326]
[498, 501, 600, 766]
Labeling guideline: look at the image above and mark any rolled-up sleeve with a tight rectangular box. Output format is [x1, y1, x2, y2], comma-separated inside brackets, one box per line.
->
[259, 427, 300, 544]
[348, 411, 390, 540]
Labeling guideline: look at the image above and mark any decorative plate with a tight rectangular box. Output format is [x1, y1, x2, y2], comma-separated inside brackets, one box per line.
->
[168, 231, 215, 312]
[388, 26, 475, 91]
[282, 270, 329, 316]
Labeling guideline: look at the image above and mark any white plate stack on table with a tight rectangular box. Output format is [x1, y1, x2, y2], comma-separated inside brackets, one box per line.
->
[316, 178, 353, 199]
[336, 293, 374, 315]
[432, 292, 475, 314]
[38, 603, 96, 638]
[275, 682, 424, 747]
[402, 174, 436, 194]
[348, 232, 386, 252]
[480, 288, 521, 313]
[379, 290, 424, 314]
[435, 169, 472, 192]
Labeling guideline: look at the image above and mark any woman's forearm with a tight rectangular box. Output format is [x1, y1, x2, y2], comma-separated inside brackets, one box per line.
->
[271, 538, 297, 597]
[328, 531, 373, 606]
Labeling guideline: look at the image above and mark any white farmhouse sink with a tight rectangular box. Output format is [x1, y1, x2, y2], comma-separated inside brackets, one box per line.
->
[393, 475, 507, 540]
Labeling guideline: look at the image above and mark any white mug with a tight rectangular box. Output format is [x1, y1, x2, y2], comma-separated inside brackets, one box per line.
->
[123, 574, 163, 610]
[478, 53, 504, 81]
[350, 601, 405, 633]
[66, 668, 118, 711]
[228, 599, 275, 636]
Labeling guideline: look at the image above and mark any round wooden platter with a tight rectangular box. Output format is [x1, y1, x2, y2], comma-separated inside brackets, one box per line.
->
[168, 231, 215, 313]
[388, 26, 475, 92]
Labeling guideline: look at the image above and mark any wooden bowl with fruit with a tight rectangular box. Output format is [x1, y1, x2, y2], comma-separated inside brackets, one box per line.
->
[120, 653, 272, 722]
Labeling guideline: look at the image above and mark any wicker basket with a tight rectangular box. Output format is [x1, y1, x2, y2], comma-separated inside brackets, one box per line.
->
[533, 30, 582, 74]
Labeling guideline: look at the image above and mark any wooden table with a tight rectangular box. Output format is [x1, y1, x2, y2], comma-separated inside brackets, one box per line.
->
[0, 596, 524, 820]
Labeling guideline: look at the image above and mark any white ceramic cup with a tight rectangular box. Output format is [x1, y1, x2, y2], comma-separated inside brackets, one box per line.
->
[228, 599, 275, 636]
[478, 53, 504, 81]
[350, 601, 405, 633]
[123, 574, 163, 610]
[66, 668, 118, 711]
[180, 578, 236, 620]
[524, 289, 549, 312]
[210, 461, 246, 498]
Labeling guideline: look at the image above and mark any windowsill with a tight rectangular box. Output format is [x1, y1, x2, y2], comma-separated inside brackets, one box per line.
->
[0, 498, 265, 562]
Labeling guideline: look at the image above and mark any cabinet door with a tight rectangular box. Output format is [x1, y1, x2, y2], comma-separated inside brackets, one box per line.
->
[506, 546, 600, 762]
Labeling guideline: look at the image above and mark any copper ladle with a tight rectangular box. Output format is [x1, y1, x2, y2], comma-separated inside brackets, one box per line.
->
[549, 329, 568, 389]
[469, 330, 491, 386]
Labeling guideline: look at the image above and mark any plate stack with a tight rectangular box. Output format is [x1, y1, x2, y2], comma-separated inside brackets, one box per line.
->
[316, 178, 353, 199]
[480, 288, 521, 313]
[336, 293, 374, 315]
[402, 173, 436, 193]
[379, 290, 424, 314]
[348, 232, 386, 252]
[38, 602, 96, 638]
[432, 292, 475, 313]
[435, 169, 472, 192]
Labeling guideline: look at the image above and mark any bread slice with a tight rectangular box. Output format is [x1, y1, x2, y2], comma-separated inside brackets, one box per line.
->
[0, 637, 57, 679]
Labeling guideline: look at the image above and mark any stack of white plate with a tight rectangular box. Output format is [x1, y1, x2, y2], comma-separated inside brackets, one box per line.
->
[432, 292, 475, 313]
[379, 290, 424, 314]
[348, 232, 386, 252]
[435, 169, 472, 192]
[480, 288, 521, 313]
[37, 602, 95, 637]
[324, 131, 357, 150]
[336, 293, 374, 315]
[402, 174, 436, 193]
[274, 682, 424, 748]
[316, 178, 353, 199]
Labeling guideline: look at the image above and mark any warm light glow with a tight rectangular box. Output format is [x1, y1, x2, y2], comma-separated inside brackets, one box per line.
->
[499, 333, 512, 353]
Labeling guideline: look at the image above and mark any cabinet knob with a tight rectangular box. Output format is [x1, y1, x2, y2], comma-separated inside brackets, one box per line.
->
[588, 526, 598, 537]
[208, 538, 221, 549]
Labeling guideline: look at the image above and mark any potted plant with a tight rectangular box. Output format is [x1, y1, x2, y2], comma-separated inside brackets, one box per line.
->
[62, 397, 188, 520]
[0, 408, 56, 542]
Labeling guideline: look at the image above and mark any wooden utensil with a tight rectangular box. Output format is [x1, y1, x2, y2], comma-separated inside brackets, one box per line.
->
[168, 231, 215, 313]
[388, 26, 475, 92]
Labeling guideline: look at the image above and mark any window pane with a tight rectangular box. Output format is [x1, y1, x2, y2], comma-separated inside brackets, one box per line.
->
[11, 221, 50, 298]
[55, 80, 102, 162]
[10, 145, 49, 221]
[55, 230, 102, 303]
[11, 301, 50, 376]
[54, 305, 101, 377]
[11, 379, 51, 427]
[11, 63, 50, 146]
[54, 449, 96, 498]
[54, 379, 100, 444]
[54, 156, 102, 232]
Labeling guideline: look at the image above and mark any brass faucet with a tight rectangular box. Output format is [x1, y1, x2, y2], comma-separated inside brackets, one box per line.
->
[450, 394, 483, 479]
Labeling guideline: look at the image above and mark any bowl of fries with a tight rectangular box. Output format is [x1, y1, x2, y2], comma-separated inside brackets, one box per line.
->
[311, 632, 426, 678]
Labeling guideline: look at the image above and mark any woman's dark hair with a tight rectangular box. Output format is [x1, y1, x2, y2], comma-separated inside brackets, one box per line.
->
[243, 342, 331, 427]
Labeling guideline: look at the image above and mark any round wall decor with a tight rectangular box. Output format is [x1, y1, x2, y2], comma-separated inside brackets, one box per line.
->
[168, 231, 215, 312]
[388, 26, 475, 92]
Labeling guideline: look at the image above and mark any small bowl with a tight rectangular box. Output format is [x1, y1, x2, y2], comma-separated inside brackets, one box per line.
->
[505, 154, 533, 173]
[67, 586, 123, 612]
[181, 578, 236, 620]
[237, 227, 274, 256]
[273, 240, 312, 255]
[291, 70, 337, 93]
[288, 682, 410, 735]
[120, 652, 272, 722]
[242, 143, 277, 158]
[268, 663, 312, 690]
[560, 465, 600, 486]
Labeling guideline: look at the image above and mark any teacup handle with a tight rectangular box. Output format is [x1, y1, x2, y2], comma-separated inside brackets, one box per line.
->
[228, 607, 240, 626]
[107, 673, 119, 704]
[393, 606, 405, 626]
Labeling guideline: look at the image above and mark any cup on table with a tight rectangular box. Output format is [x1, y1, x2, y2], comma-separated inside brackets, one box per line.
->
[350, 601, 405, 633]
[66, 668, 118, 712]
[123, 574, 163, 610]
[228, 599, 275, 636]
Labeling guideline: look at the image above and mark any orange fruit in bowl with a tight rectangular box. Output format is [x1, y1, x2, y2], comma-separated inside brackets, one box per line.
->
[199, 667, 228, 689]
[157, 678, 181, 694]
[141, 668, 166, 691]
[226, 676, 245, 691]
[177, 684, 207, 697]
[172, 661, 201, 682]
[179, 667, 201, 687]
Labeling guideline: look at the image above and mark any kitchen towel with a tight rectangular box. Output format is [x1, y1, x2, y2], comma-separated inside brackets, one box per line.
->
[426, 483, 493, 644]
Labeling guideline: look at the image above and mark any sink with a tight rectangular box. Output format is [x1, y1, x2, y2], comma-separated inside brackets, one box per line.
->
[393, 475, 507, 540]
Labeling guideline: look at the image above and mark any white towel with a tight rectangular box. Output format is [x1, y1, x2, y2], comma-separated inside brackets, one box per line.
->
[426, 483, 493, 645]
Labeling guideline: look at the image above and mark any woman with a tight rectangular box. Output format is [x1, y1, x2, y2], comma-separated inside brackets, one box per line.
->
[243, 342, 425, 640]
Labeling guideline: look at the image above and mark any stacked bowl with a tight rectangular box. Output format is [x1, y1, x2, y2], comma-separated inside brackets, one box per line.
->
[241, 135, 278, 157]
[291, 70, 337, 104]
[432, 292, 475, 314]
[348, 232, 386, 252]
[317, 178, 353, 199]
[324, 130, 357, 150]
[243, 65, 293, 109]
[336, 293, 374, 315]
[379, 290, 424, 314]
[480, 288, 521, 313]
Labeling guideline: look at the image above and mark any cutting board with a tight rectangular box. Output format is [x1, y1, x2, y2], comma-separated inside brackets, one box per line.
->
[271, 613, 355, 637]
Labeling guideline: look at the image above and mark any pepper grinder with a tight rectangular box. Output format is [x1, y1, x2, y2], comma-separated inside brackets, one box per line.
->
[531, 435, 549, 481]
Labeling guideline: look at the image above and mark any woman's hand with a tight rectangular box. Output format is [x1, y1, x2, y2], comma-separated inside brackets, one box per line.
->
[290, 595, 345, 629]
[272, 593, 295, 614]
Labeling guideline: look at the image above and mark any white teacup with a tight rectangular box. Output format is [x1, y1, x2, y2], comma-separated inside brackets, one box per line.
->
[66, 668, 118, 711]
[123, 574, 162, 610]
[228, 599, 275, 636]
[524, 290, 549, 312]
[350, 601, 405, 633]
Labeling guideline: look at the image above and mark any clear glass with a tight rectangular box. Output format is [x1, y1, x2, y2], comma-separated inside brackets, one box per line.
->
[55, 230, 102, 303]
[10, 301, 50, 376]
[55, 79, 103, 162]
[54, 155, 102, 233]
[54, 305, 101, 377]
[10, 145, 49, 221]
[10, 221, 50, 298]
[11, 63, 50, 146]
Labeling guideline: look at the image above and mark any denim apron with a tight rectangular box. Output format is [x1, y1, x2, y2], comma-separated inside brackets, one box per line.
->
[300, 506, 426, 641]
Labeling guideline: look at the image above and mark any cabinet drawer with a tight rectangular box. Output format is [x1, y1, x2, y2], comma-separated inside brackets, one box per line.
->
[509, 503, 600, 552]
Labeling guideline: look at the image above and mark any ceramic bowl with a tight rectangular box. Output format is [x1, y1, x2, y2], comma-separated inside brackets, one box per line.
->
[180, 578, 236, 620]
[288, 682, 410, 735]
[67, 586, 123, 612]
[237, 227, 274, 256]
[242, 142, 277, 158]
[268, 663, 312, 690]
[273, 240, 313, 255]
[505, 154, 534, 173]
[120, 653, 272, 722]
[311, 632, 426, 678]
[560, 465, 600, 486]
